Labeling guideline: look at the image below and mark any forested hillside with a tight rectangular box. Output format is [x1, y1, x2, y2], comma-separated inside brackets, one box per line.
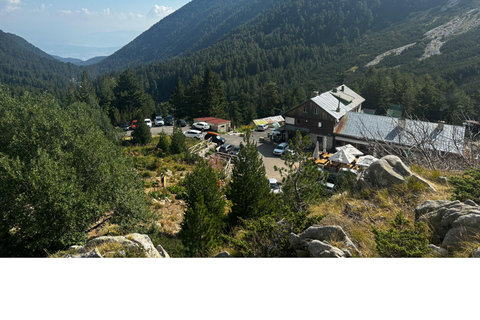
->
[0, 30, 82, 96]
[116, 0, 480, 120]
[92, 0, 280, 73]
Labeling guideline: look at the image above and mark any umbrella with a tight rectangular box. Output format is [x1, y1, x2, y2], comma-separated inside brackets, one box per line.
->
[356, 155, 378, 167]
[335, 144, 364, 156]
[329, 149, 356, 164]
[313, 141, 320, 159]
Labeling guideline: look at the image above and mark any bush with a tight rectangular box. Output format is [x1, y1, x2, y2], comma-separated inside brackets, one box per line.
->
[131, 120, 152, 145]
[334, 170, 357, 193]
[170, 127, 186, 154]
[156, 130, 171, 155]
[372, 212, 431, 257]
[450, 168, 480, 202]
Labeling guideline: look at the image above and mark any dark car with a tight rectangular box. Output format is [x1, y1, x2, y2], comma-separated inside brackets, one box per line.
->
[166, 115, 174, 125]
[120, 122, 130, 131]
[219, 144, 234, 153]
[230, 145, 240, 156]
[205, 132, 226, 145]
[177, 119, 187, 127]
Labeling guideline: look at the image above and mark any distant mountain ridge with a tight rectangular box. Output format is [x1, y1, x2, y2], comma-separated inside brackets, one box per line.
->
[0, 30, 81, 94]
[93, 0, 283, 72]
[52, 55, 106, 66]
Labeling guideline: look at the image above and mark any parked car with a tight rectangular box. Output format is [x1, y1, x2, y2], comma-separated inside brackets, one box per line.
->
[155, 116, 164, 126]
[230, 145, 241, 156]
[166, 115, 174, 125]
[192, 122, 210, 131]
[120, 122, 130, 131]
[177, 119, 187, 127]
[257, 124, 269, 131]
[204, 131, 226, 145]
[268, 178, 282, 194]
[183, 130, 202, 139]
[144, 119, 152, 128]
[219, 144, 234, 153]
[131, 120, 138, 130]
[273, 142, 289, 156]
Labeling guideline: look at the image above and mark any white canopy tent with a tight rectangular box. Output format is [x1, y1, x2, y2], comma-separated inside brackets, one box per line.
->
[356, 155, 378, 167]
[329, 149, 356, 164]
[335, 144, 364, 156]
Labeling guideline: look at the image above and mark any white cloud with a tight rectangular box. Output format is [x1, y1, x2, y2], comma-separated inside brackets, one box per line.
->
[147, 5, 174, 19]
[1, 0, 22, 13]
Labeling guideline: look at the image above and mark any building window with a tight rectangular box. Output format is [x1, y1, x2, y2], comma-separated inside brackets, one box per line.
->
[303, 106, 307, 113]
[314, 108, 318, 114]
[296, 119, 300, 124]
[318, 122, 322, 128]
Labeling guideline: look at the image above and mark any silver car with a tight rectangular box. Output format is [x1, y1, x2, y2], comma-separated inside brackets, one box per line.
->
[183, 130, 203, 139]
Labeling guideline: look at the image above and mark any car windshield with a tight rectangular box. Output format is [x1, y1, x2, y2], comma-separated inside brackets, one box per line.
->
[270, 182, 280, 190]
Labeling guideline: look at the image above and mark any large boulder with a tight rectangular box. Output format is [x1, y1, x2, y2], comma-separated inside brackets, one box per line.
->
[288, 225, 357, 258]
[61, 233, 170, 258]
[415, 200, 480, 249]
[356, 155, 436, 192]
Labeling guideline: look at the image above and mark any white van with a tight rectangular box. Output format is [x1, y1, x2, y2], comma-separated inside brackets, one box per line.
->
[257, 124, 268, 131]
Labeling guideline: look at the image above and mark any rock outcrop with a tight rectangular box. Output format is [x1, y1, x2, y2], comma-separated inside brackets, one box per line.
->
[356, 155, 436, 192]
[289, 225, 357, 258]
[62, 233, 170, 258]
[415, 200, 480, 249]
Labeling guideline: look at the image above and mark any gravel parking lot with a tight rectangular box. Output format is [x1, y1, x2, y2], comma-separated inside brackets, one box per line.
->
[124, 125, 287, 181]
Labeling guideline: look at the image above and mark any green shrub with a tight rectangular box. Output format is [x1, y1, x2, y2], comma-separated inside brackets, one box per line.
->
[141, 171, 155, 178]
[450, 168, 480, 202]
[372, 212, 431, 257]
[334, 170, 357, 193]
[131, 121, 152, 145]
[156, 131, 171, 155]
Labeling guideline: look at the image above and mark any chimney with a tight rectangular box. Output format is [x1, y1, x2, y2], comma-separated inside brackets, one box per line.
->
[398, 118, 406, 130]
[336, 100, 341, 113]
[341, 85, 345, 91]
[438, 120, 445, 130]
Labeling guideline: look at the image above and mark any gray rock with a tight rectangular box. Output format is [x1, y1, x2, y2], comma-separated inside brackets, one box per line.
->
[213, 251, 232, 258]
[85, 235, 139, 251]
[416, 200, 480, 249]
[79, 248, 103, 258]
[464, 199, 478, 207]
[356, 155, 435, 192]
[84, 234, 163, 258]
[415, 200, 456, 220]
[68, 245, 86, 254]
[127, 233, 162, 258]
[156, 244, 170, 258]
[308, 240, 346, 258]
[300, 225, 357, 249]
[428, 244, 447, 257]
[472, 248, 480, 258]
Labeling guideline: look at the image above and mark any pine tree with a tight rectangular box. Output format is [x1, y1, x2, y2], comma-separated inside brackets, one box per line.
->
[201, 66, 228, 118]
[169, 77, 188, 119]
[131, 120, 152, 145]
[226, 130, 275, 227]
[170, 126, 186, 154]
[180, 162, 225, 257]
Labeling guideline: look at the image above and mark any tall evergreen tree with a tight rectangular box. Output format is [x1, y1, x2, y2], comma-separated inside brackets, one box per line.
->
[114, 69, 154, 123]
[169, 77, 188, 119]
[201, 66, 228, 118]
[170, 126, 186, 154]
[180, 162, 225, 257]
[226, 130, 275, 227]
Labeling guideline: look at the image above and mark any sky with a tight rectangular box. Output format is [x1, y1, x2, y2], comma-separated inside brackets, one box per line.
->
[0, 0, 191, 60]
